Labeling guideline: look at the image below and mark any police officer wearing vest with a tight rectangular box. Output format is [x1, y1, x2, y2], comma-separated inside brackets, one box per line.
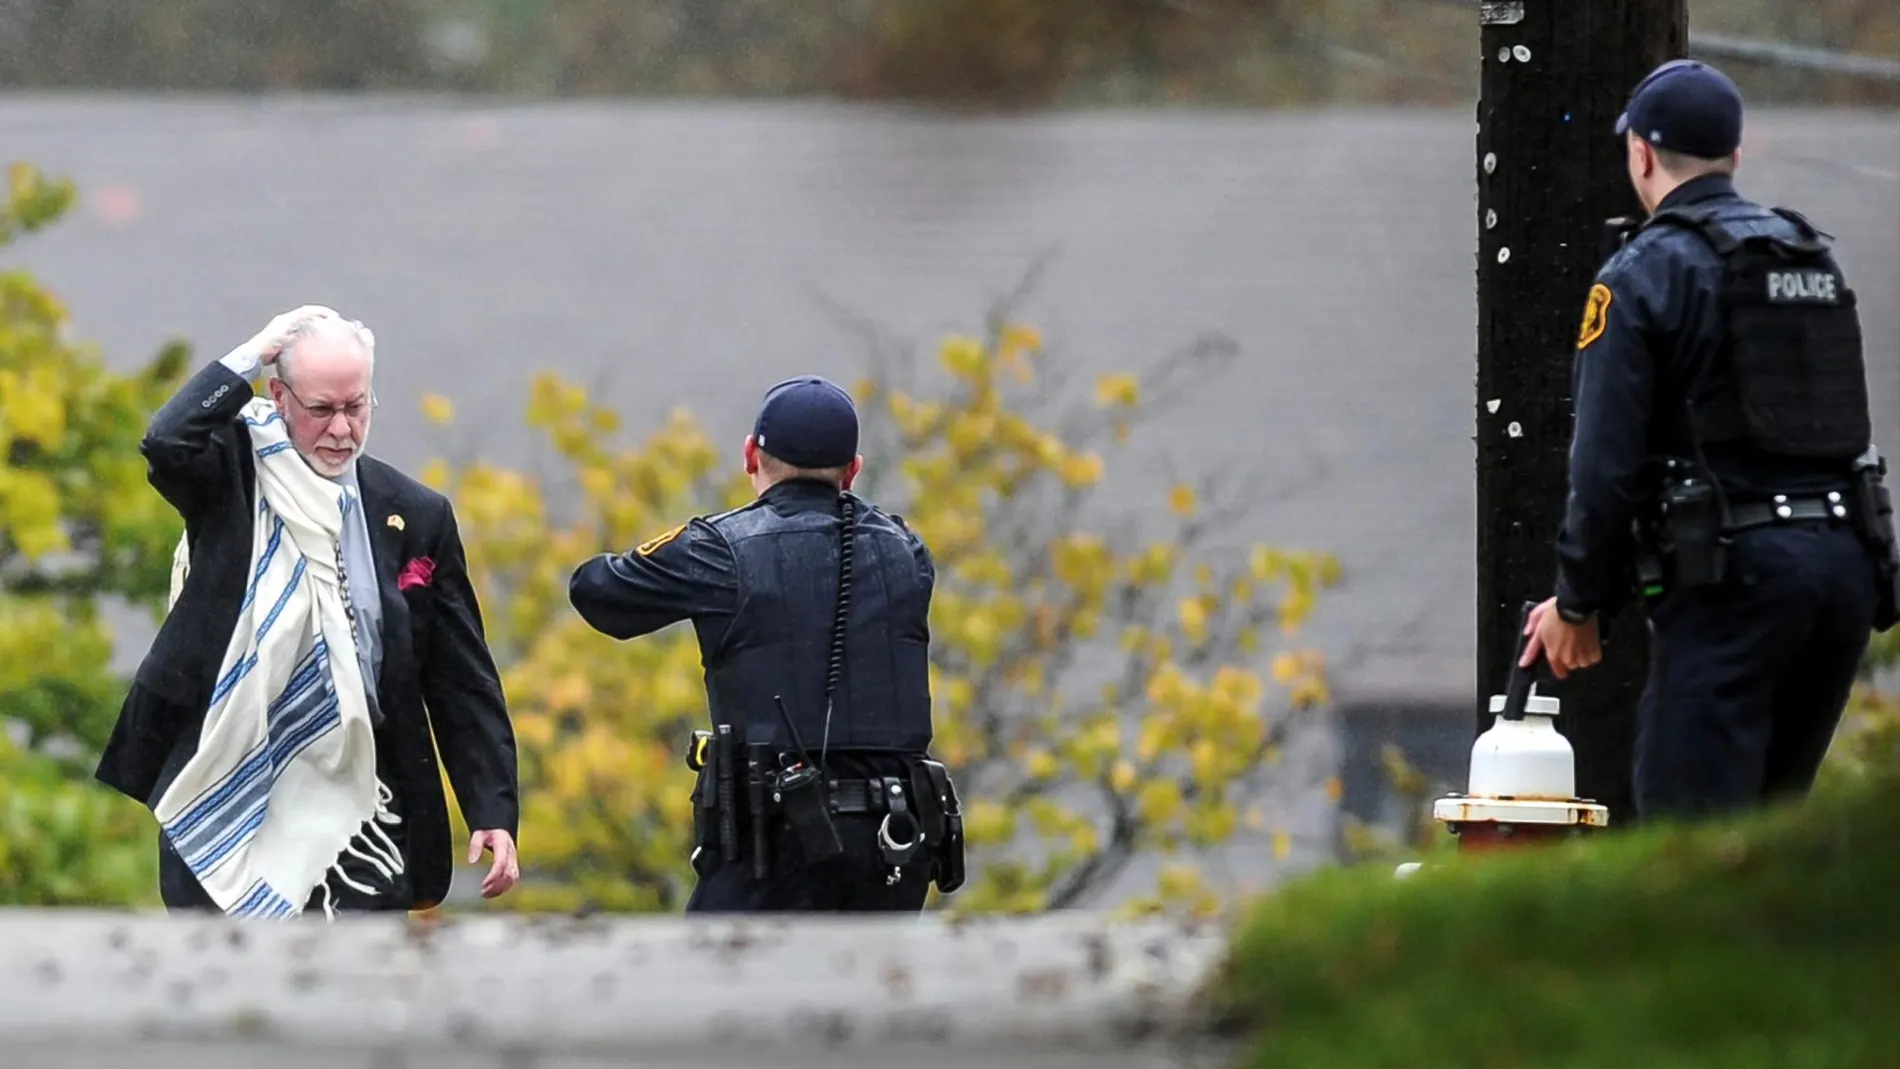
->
[1521, 59, 1899, 822]
[568, 375, 964, 912]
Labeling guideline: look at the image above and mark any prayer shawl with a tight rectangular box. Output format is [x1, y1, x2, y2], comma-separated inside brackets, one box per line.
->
[157, 397, 402, 919]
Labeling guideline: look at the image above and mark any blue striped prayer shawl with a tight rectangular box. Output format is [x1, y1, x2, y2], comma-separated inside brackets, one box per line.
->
[157, 397, 402, 919]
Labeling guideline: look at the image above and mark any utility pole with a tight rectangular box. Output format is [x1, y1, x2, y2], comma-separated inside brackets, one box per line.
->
[1474, 0, 1686, 826]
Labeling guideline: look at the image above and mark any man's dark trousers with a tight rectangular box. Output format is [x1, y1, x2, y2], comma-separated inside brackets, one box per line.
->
[1636, 521, 1878, 821]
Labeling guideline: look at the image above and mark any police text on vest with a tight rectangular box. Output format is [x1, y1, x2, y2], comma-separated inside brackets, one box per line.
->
[1766, 271, 1838, 303]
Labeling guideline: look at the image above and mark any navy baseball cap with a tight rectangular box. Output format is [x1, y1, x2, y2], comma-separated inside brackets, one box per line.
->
[1614, 59, 1744, 159]
[751, 375, 859, 469]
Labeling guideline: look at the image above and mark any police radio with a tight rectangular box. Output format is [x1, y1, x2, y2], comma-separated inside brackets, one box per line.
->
[771, 694, 844, 867]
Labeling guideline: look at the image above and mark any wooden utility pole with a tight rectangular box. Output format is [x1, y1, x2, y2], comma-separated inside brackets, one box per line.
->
[1474, 0, 1686, 826]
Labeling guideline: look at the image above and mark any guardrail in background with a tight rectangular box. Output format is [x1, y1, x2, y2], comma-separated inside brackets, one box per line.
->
[1434, 0, 1900, 81]
[0, 910, 1238, 1069]
[1690, 31, 1900, 81]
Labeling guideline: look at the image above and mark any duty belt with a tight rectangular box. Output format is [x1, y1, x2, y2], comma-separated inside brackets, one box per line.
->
[827, 777, 901, 815]
[1727, 491, 1851, 532]
[830, 775, 928, 884]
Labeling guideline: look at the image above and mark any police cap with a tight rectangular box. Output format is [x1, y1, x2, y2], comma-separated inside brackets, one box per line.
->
[1614, 59, 1744, 159]
[752, 375, 859, 469]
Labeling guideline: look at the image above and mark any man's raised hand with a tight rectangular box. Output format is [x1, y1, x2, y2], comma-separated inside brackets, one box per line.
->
[251, 304, 340, 367]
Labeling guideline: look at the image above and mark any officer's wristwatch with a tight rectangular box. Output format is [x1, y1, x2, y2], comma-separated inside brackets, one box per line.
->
[1556, 604, 1595, 625]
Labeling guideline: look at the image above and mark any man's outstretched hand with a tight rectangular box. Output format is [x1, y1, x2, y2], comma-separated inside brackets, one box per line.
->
[468, 829, 520, 899]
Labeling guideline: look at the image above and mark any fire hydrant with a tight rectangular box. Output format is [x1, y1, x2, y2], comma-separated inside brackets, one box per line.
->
[1430, 685, 1610, 851]
[1395, 601, 1610, 878]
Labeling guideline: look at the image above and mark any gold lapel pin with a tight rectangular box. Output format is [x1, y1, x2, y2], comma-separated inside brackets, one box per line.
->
[387, 514, 405, 531]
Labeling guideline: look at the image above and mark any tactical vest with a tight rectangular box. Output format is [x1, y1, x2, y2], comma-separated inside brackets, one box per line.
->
[703, 487, 934, 755]
[1643, 204, 1871, 463]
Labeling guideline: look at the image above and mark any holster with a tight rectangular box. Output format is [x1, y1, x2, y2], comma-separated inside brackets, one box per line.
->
[685, 727, 740, 870]
[911, 758, 966, 894]
[1647, 458, 1729, 591]
[1668, 486, 1727, 587]
[1852, 448, 1899, 631]
[687, 732, 710, 845]
[1869, 549, 1900, 635]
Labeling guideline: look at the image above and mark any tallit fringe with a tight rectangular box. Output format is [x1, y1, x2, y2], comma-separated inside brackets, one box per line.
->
[319, 778, 407, 921]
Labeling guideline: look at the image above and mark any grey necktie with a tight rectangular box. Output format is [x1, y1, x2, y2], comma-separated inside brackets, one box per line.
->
[336, 488, 383, 727]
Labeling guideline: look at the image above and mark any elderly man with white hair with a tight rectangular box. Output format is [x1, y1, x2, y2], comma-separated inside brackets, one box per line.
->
[96, 306, 521, 917]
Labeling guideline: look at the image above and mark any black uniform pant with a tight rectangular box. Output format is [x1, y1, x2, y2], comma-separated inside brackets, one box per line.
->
[1636, 521, 1879, 821]
[685, 810, 933, 913]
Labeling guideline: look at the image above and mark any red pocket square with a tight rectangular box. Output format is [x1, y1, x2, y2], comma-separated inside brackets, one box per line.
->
[398, 556, 436, 591]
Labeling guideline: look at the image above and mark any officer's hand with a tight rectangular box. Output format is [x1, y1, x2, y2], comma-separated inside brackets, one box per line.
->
[468, 828, 521, 899]
[1521, 596, 1602, 679]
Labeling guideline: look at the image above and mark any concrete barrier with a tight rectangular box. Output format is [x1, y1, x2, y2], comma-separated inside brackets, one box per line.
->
[0, 910, 1239, 1069]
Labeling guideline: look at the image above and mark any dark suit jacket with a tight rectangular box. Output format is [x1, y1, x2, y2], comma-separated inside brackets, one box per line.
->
[95, 360, 519, 910]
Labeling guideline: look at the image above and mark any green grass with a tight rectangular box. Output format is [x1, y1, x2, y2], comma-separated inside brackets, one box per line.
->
[1211, 772, 1900, 1069]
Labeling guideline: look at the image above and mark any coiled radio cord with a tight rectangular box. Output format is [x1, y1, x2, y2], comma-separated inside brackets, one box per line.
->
[819, 492, 855, 765]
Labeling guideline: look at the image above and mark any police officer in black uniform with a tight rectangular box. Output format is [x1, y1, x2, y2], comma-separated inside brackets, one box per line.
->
[1522, 59, 1898, 822]
[568, 375, 964, 912]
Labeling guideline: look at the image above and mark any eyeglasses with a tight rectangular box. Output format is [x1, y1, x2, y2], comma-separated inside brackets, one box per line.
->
[283, 382, 378, 424]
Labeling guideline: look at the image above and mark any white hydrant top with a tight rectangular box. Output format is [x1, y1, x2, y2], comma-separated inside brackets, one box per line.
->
[1467, 686, 1576, 800]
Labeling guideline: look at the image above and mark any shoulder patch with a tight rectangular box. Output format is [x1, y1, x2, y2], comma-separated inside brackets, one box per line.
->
[1576, 283, 1613, 350]
[636, 523, 688, 557]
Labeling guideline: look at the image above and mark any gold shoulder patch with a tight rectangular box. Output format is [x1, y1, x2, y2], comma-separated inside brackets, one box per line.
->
[1576, 283, 1613, 350]
[636, 523, 687, 557]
